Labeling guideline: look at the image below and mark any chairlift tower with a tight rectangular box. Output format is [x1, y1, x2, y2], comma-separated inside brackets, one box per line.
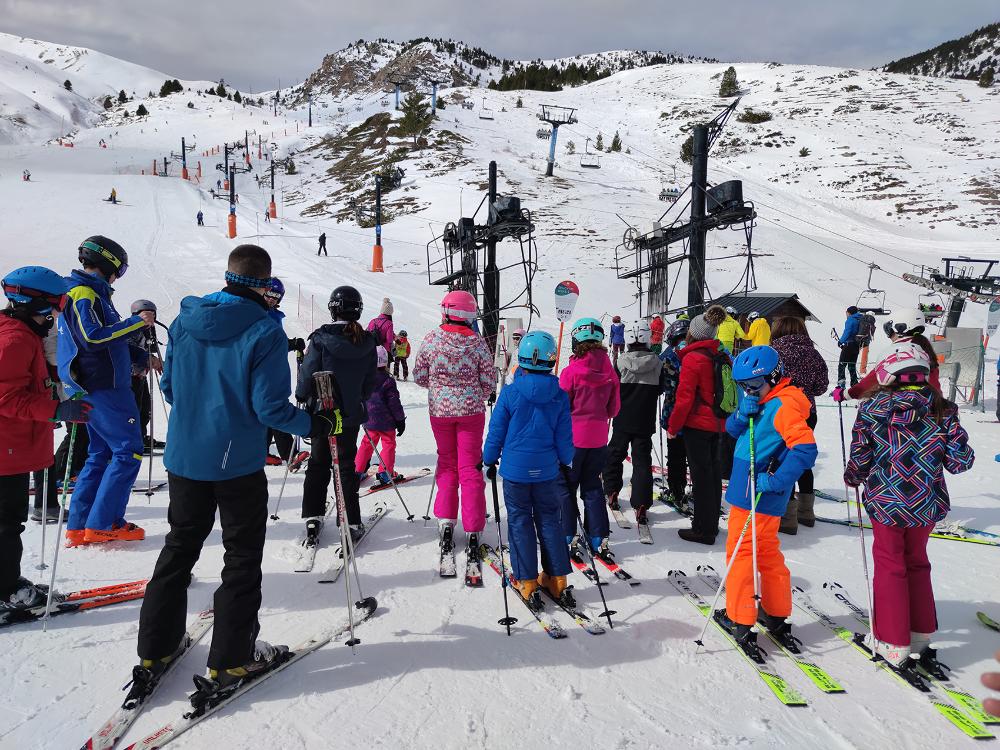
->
[904, 258, 1000, 328]
[427, 78, 443, 115]
[537, 104, 577, 177]
[388, 75, 407, 110]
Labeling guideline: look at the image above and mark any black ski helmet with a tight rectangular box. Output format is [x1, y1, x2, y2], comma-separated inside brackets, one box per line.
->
[130, 299, 156, 315]
[79, 235, 129, 279]
[328, 286, 363, 321]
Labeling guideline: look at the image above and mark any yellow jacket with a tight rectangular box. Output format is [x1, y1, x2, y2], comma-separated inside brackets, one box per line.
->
[716, 316, 747, 352]
[747, 318, 771, 346]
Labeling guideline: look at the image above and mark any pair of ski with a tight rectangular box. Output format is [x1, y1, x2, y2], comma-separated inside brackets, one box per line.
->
[668, 569, 839, 708]
[316, 502, 389, 583]
[813, 489, 999, 543]
[793, 584, 998, 739]
[481, 543, 607, 638]
[83, 600, 377, 749]
[438, 530, 483, 587]
[2, 579, 146, 628]
[609, 496, 653, 544]
[568, 540, 640, 586]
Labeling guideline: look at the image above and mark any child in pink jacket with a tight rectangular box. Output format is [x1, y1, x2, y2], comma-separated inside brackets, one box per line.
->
[558, 318, 620, 553]
[413, 291, 495, 556]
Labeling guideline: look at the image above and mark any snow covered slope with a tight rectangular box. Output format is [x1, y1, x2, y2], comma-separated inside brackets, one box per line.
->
[884, 21, 1000, 80]
[0, 32, 999, 750]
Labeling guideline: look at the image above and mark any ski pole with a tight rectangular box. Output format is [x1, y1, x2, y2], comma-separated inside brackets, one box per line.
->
[422, 465, 437, 525]
[694, 415, 761, 651]
[145, 336, 156, 500]
[313, 372, 363, 651]
[657, 395, 666, 488]
[36, 468, 49, 571]
[269, 454, 293, 522]
[836, 399, 851, 526]
[852, 484, 876, 648]
[565, 467, 615, 629]
[748, 416, 761, 616]
[488, 468, 517, 636]
[360, 425, 414, 521]
[43, 414, 81, 631]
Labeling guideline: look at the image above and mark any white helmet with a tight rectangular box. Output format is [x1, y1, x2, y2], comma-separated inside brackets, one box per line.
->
[748, 311, 761, 321]
[884, 310, 926, 338]
[874, 341, 930, 386]
[627, 321, 652, 346]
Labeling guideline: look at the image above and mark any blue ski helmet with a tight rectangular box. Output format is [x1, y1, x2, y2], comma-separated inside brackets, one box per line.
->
[570, 316, 604, 343]
[2, 266, 69, 313]
[732, 345, 783, 384]
[265, 277, 285, 306]
[518, 330, 558, 371]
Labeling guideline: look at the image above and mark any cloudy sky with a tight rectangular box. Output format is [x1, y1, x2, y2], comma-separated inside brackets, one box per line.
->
[2, 0, 997, 89]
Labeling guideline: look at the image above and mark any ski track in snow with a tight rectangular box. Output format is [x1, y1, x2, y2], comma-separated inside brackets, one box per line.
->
[0, 50, 998, 750]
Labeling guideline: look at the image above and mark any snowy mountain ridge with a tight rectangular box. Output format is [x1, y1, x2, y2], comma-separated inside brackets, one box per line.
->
[883, 21, 1000, 80]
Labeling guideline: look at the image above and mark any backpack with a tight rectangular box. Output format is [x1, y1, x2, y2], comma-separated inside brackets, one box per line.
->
[693, 347, 738, 418]
[856, 314, 876, 344]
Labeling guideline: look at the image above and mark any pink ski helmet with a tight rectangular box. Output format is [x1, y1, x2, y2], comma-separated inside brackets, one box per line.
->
[441, 290, 477, 323]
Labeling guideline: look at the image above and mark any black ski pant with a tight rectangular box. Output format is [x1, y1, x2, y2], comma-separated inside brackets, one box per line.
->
[301, 423, 361, 524]
[392, 357, 409, 379]
[266, 428, 294, 462]
[838, 342, 860, 387]
[131, 375, 151, 441]
[719, 432, 736, 483]
[54, 428, 89, 480]
[317, 243, 327, 256]
[138, 470, 267, 670]
[684, 428, 722, 538]
[665, 434, 688, 502]
[602, 428, 654, 510]
[0, 473, 30, 597]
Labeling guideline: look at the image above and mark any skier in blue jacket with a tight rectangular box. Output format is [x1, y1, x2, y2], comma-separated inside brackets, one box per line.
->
[57, 236, 153, 545]
[837, 306, 863, 387]
[136, 244, 335, 695]
[609, 315, 626, 366]
[482, 330, 575, 609]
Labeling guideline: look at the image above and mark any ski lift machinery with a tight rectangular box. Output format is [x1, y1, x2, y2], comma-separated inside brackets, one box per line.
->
[479, 98, 494, 120]
[856, 263, 890, 316]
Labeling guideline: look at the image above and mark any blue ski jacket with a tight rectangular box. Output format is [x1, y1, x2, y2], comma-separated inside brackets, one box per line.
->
[838, 312, 863, 345]
[161, 289, 311, 481]
[483, 371, 574, 483]
[57, 270, 147, 395]
[609, 322, 626, 346]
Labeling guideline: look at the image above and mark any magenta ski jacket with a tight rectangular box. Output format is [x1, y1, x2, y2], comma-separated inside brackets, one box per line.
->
[558, 349, 620, 448]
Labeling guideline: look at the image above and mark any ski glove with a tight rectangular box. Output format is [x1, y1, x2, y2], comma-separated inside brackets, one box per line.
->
[309, 410, 343, 438]
[52, 399, 92, 424]
[485, 464, 498, 480]
[487, 391, 496, 407]
[754, 472, 780, 495]
[733, 394, 760, 423]
[395, 420, 405, 437]
[831, 386, 846, 403]
[288, 337, 306, 353]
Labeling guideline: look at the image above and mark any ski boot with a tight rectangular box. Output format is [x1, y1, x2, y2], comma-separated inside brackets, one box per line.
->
[512, 578, 543, 610]
[635, 506, 649, 526]
[439, 520, 455, 554]
[758, 609, 802, 653]
[265, 454, 282, 467]
[606, 491, 622, 511]
[304, 517, 323, 545]
[713, 610, 765, 663]
[539, 572, 576, 609]
[860, 633, 912, 669]
[3, 577, 48, 609]
[84, 521, 145, 544]
[913, 639, 949, 680]
[30, 505, 60, 524]
[348, 523, 366, 544]
[189, 641, 290, 715]
[375, 471, 390, 486]
[126, 636, 191, 709]
[595, 538, 614, 562]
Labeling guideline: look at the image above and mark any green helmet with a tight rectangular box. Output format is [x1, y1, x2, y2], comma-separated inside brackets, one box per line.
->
[571, 317, 604, 343]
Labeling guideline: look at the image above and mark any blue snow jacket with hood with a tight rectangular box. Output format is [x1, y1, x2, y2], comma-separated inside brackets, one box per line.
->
[482, 371, 574, 483]
[839, 312, 863, 346]
[161, 288, 311, 481]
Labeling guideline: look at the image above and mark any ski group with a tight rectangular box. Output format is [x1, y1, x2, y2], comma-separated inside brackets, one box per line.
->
[1, 240, 998, 746]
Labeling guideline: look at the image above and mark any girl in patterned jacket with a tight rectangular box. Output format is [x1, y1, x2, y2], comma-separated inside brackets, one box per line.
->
[413, 291, 495, 558]
[844, 341, 973, 670]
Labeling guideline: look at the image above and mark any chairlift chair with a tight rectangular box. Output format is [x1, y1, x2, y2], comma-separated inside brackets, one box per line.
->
[918, 291, 946, 322]
[580, 154, 601, 168]
[856, 263, 890, 315]
[659, 186, 682, 203]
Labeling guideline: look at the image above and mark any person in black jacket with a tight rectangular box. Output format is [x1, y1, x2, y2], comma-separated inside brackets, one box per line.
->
[602, 321, 664, 525]
[296, 286, 377, 542]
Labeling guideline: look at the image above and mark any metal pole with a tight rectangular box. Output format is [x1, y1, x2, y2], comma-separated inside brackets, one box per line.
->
[36, 469, 49, 571]
[546, 125, 559, 177]
[42, 418, 81, 630]
[145, 336, 156, 499]
[483, 161, 500, 355]
[687, 124, 709, 314]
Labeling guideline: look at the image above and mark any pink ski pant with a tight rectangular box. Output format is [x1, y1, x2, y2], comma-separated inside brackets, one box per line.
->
[430, 413, 486, 532]
[871, 520, 937, 646]
[355, 430, 396, 475]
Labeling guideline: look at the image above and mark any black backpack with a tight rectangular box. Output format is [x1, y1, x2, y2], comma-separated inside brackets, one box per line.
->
[856, 314, 876, 344]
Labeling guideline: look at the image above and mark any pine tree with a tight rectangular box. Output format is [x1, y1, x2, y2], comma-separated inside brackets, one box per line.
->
[565, 140, 576, 154]
[610, 130, 622, 152]
[63, 79, 72, 92]
[136, 104, 148, 116]
[118, 89, 128, 104]
[285, 158, 297, 175]
[216, 82, 227, 97]
[719, 66, 739, 97]
[595, 132, 604, 151]
[103, 96, 112, 109]
[680, 134, 694, 164]
[980, 66, 995, 88]
[398, 91, 433, 147]
[233, 90, 242, 104]
[515, 96, 523, 108]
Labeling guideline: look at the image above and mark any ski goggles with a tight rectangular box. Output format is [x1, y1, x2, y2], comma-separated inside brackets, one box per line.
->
[3, 283, 68, 313]
[737, 376, 769, 395]
[263, 289, 282, 304]
[81, 240, 128, 278]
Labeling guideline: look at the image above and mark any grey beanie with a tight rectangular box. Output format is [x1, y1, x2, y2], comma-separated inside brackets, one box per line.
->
[687, 304, 727, 341]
